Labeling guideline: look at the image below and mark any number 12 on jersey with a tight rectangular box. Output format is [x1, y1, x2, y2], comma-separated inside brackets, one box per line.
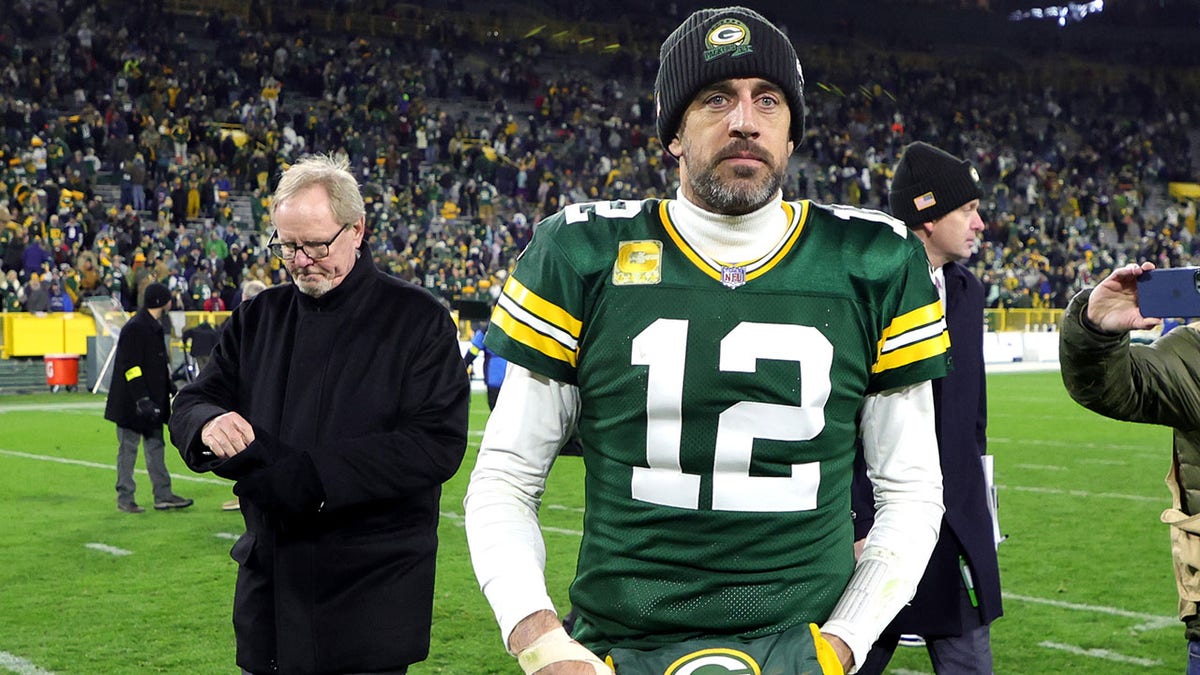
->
[630, 318, 833, 513]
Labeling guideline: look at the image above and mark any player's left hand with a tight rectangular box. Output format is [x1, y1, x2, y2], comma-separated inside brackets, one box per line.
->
[818, 632, 852, 674]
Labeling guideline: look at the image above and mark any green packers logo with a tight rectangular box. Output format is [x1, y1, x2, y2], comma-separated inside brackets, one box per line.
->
[664, 648, 762, 675]
[704, 20, 754, 60]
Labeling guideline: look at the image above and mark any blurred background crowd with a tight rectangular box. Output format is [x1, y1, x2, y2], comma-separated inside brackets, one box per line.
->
[1, 0, 1198, 320]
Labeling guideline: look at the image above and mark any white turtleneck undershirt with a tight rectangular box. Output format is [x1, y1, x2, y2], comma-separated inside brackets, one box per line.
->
[667, 188, 791, 265]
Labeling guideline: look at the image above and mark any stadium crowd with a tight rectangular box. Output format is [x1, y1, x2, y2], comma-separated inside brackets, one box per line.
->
[0, 0, 1197, 318]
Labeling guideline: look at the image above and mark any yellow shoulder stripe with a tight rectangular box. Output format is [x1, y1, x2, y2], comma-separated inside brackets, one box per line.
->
[502, 276, 582, 339]
[492, 305, 577, 367]
[873, 331, 950, 373]
[882, 301, 944, 339]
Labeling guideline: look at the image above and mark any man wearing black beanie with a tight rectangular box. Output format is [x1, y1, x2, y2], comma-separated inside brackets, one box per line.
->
[105, 281, 192, 513]
[853, 141, 1000, 675]
[467, 8, 950, 675]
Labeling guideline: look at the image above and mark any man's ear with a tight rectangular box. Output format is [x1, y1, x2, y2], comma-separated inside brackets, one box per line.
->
[667, 136, 682, 159]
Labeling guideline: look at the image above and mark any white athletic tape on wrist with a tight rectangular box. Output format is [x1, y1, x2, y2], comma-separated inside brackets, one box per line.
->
[516, 626, 611, 675]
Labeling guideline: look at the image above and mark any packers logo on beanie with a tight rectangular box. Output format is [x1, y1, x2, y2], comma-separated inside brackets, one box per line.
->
[654, 6, 805, 148]
[888, 141, 983, 228]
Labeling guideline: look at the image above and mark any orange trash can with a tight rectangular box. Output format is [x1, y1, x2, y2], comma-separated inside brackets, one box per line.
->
[44, 353, 81, 389]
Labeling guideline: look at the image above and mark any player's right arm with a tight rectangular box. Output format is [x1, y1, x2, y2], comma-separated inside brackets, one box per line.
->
[463, 364, 612, 675]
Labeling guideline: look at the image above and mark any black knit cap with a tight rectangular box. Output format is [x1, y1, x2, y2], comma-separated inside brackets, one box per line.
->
[888, 141, 983, 228]
[143, 282, 172, 309]
[654, 6, 805, 148]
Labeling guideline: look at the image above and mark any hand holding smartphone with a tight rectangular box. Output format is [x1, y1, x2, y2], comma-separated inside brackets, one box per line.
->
[1137, 267, 1200, 318]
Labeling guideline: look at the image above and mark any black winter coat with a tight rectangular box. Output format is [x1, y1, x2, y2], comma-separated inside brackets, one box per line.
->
[104, 308, 171, 432]
[854, 262, 1003, 635]
[169, 253, 470, 675]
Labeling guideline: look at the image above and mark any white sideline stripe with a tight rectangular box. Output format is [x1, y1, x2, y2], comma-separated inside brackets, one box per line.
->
[1039, 641, 1162, 667]
[85, 542, 132, 556]
[0, 402, 104, 413]
[1013, 463, 1068, 471]
[991, 436, 1161, 453]
[214, 532, 241, 541]
[0, 650, 56, 674]
[1005, 593, 1177, 631]
[1001, 485, 1162, 504]
[0, 449, 229, 486]
[546, 504, 586, 513]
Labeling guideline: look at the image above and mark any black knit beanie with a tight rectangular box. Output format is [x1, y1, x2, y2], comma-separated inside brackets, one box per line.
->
[143, 282, 172, 309]
[654, 6, 805, 148]
[888, 142, 983, 228]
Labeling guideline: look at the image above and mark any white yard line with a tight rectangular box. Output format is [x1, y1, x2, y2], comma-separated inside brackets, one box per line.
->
[0, 402, 105, 413]
[0, 449, 229, 486]
[0, 651, 55, 675]
[1005, 593, 1177, 631]
[1000, 484, 1163, 504]
[84, 542, 132, 556]
[1012, 463, 1069, 471]
[1039, 641, 1163, 667]
[990, 436, 1164, 454]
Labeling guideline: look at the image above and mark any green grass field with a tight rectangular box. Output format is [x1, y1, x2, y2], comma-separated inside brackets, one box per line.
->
[0, 370, 1186, 674]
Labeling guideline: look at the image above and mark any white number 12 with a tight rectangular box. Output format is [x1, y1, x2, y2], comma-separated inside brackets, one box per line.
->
[630, 319, 832, 512]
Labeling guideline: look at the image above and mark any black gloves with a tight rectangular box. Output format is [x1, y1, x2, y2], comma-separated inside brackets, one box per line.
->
[234, 451, 325, 515]
[135, 396, 161, 420]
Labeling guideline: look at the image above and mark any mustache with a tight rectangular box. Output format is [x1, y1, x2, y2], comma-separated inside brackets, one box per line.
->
[714, 139, 771, 164]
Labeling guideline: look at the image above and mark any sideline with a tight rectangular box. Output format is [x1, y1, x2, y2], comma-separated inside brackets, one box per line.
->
[0, 448, 229, 486]
[0, 401, 105, 413]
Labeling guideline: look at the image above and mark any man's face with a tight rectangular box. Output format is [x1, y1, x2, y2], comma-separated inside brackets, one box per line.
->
[669, 78, 793, 216]
[272, 184, 363, 298]
[925, 199, 985, 265]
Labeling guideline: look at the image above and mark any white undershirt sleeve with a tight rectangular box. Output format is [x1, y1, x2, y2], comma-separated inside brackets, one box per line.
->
[464, 363, 581, 650]
[820, 380, 944, 673]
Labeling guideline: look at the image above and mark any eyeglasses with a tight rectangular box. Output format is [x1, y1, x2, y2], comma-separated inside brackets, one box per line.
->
[267, 226, 350, 261]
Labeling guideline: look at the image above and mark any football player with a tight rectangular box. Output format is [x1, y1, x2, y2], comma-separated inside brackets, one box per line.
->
[465, 7, 947, 674]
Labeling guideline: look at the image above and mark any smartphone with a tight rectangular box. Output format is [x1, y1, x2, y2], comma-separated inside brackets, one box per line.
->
[1137, 267, 1200, 318]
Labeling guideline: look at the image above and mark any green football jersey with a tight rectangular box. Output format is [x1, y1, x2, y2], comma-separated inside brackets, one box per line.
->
[485, 198, 948, 653]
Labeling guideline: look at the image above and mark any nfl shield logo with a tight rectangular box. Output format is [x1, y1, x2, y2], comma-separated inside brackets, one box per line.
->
[720, 266, 746, 289]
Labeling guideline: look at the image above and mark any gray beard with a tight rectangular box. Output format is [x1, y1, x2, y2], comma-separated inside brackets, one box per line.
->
[689, 164, 783, 216]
